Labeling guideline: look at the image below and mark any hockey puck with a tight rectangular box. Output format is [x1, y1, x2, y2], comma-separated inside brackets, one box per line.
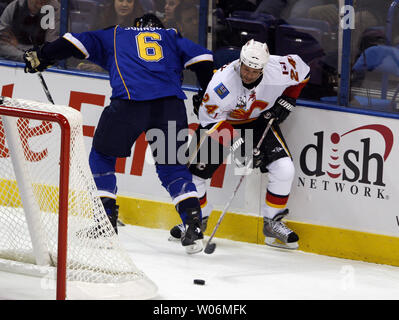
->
[193, 279, 205, 285]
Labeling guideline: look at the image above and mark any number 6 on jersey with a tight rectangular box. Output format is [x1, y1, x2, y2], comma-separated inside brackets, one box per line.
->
[136, 32, 164, 62]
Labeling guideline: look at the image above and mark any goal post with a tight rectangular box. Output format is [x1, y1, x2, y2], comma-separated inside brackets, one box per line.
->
[0, 97, 158, 300]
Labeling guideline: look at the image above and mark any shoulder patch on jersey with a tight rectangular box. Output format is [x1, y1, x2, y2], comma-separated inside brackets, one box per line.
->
[214, 83, 229, 99]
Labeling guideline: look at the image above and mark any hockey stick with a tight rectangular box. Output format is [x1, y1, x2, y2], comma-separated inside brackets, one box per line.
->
[37, 72, 55, 105]
[204, 114, 274, 254]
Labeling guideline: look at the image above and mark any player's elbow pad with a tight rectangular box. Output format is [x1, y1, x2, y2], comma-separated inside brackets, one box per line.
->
[41, 37, 86, 61]
[189, 60, 214, 90]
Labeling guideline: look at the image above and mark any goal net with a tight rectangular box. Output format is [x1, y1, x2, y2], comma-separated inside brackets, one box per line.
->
[0, 96, 157, 300]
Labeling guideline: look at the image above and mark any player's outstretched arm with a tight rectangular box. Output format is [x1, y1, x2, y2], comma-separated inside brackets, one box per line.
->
[23, 38, 86, 73]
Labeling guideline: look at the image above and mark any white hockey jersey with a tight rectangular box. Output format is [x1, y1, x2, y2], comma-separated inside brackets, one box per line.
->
[198, 55, 310, 127]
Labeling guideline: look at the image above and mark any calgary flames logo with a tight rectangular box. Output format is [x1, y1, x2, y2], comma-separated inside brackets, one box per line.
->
[229, 100, 268, 120]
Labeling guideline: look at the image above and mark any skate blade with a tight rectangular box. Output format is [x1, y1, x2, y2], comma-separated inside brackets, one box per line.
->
[184, 240, 204, 254]
[265, 237, 298, 250]
[168, 235, 181, 242]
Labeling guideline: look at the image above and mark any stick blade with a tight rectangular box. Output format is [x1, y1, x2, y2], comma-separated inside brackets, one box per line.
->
[204, 242, 216, 254]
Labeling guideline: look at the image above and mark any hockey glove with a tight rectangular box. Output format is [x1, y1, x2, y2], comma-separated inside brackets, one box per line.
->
[192, 89, 205, 117]
[267, 95, 296, 124]
[230, 136, 248, 168]
[23, 46, 54, 73]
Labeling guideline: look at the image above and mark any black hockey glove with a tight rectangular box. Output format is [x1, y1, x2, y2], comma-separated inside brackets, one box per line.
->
[267, 95, 296, 124]
[23, 46, 54, 73]
[192, 88, 205, 117]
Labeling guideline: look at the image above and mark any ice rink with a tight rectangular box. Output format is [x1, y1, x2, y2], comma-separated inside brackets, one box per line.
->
[0, 224, 399, 301]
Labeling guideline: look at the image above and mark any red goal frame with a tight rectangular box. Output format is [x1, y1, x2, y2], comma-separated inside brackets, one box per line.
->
[0, 103, 71, 300]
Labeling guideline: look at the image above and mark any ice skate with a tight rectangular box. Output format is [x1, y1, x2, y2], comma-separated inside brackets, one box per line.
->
[181, 209, 204, 254]
[263, 209, 299, 250]
[169, 216, 208, 241]
[168, 223, 185, 241]
[181, 224, 204, 254]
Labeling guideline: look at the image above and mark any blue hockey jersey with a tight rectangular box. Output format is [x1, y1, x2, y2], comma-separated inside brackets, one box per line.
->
[63, 26, 213, 100]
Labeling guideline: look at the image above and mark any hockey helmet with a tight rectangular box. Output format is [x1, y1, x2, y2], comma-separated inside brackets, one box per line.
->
[240, 39, 270, 70]
[134, 13, 165, 28]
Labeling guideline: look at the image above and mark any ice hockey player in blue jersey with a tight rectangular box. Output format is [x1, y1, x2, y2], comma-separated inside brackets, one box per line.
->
[23, 13, 214, 254]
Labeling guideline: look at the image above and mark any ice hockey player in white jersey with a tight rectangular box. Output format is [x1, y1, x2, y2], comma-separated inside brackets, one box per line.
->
[170, 39, 310, 249]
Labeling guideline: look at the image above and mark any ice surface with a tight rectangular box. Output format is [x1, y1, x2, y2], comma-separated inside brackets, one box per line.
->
[1, 224, 399, 300]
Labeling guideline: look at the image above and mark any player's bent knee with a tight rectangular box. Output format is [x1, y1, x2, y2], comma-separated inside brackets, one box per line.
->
[267, 157, 295, 182]
[89, 147, 117, 174]
[156, 164, 198, 203]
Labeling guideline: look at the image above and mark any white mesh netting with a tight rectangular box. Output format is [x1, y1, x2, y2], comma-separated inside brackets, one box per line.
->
[0, 97, 157, 299]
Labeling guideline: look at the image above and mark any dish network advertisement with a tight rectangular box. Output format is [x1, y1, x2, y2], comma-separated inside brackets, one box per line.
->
[285, 106, 399, 237]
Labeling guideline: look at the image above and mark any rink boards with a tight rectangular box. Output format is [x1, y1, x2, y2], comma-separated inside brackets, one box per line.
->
[1, 64, 399, 267]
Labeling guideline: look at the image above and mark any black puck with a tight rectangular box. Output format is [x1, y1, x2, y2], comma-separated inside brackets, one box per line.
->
[193, 279, 205, 285]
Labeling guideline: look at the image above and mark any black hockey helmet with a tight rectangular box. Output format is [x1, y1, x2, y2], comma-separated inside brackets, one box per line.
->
[134, 13, 165, 28]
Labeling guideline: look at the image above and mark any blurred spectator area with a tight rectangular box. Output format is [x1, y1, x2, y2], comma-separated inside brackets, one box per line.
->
[69, 0, 109, 32]
[214, 6, 339, 100]
[351, 0, 399, 113]
[0, 0, 12, 16]
[68, 0, 155, 32]
[0, 1, 7, 16]
[214, 0, 399, 109]
[138, 0, 155, 12]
